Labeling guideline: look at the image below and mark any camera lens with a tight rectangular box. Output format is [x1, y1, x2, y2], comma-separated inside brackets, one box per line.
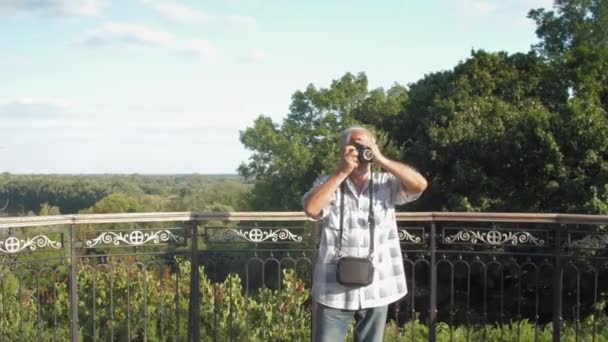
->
[356, 144, 373, 163]
[362, 148, 373, 161]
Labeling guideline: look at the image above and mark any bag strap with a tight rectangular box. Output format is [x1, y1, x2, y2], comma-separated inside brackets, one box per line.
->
[338, 174, 375, 259]
[368, 174, 375, 256]
[338, 181, 345, 254]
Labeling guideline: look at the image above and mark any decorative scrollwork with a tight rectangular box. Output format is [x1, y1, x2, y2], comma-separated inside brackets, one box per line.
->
[444, 229, 544, 246]
[569, 234, 608, 249]
[398, 229, 422, 243]
[208, 230, 241, 242]
[209, 228, 303, 243]
[85, 230, 185, 247]
[0, 235, 62, 254]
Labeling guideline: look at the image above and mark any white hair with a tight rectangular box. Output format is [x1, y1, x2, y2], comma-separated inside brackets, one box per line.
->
[339, 126, 375, 149]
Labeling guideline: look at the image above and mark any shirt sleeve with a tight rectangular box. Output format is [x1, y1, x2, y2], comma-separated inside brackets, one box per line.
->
[301, 175, 333, 221]
[387, 173, 422, 205]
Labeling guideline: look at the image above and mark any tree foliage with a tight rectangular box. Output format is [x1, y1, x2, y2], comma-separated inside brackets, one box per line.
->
[239, 0, 608, 214]
[528, 0, 608, 213]
[239, 73, 408, 210]
[391, 51, 568, 212]
[0, 174, 250, 215]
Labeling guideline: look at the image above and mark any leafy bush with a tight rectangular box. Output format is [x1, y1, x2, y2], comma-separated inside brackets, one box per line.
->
[3, 258, 608, 341]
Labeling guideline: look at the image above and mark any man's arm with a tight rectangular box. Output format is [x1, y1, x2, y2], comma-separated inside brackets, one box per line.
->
[375, 157, 428, 195]
[303, 145, 359, 218]
[302, 171, 348, 218]
[355, 137, 428, 195]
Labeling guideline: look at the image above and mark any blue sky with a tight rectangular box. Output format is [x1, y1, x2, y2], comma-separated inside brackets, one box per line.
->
[0, 0, 553, 174]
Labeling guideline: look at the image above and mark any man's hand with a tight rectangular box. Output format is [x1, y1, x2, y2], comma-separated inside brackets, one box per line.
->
[353, 137, 386, 166]
[354, 136, 427, 194]
[304, 145, 358, 218]
[338, 145, 360, 175]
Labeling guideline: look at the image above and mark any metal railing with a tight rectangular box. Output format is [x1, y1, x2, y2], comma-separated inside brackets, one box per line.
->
[0, 212, 608, 341]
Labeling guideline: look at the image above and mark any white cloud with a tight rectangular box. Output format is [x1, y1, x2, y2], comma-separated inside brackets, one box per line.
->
[0, 121, 248, 173]
[0, 97, 73, 118]
[80, 22, 174, 47]
[179, 39, 219, 59]
[451, 0, 553, 18]
[241, 48, 268, 63]
[225, 14, 257, 29]
[0, 0, 104, 17]
[461, 0, 497, 15]
[147, 1, 211, 24]
[0, 55, 32, 67]
[79, 22, 219, 59]
[504, 0, 554, 13]
[140, 0, 257, 29]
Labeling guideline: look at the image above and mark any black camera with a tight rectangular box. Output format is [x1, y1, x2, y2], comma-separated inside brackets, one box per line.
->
[355, 144, 374, 163]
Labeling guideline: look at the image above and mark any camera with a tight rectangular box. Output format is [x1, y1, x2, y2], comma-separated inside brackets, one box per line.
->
[355, 144, 374, 163]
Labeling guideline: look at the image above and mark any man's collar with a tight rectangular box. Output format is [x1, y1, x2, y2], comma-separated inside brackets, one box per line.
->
[347, 172, 372, 196]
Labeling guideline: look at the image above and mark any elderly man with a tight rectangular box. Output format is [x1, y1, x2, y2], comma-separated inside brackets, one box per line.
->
[303, 126, 427, 342]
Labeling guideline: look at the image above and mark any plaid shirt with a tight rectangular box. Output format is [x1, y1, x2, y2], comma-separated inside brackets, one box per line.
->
[303, 172, 420, 310]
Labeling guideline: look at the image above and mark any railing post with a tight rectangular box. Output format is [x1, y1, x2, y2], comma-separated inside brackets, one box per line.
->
[429, 222, 437, 342]
[312, 221, 320, 339]
[69, 223, 79, 342]
[187, 221, 200, 342]
[552, 224, 563, 342]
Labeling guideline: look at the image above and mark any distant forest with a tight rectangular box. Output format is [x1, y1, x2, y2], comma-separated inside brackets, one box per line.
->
[0, 173, 251, 216]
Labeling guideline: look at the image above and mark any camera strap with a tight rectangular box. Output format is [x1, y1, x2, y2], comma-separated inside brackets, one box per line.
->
[338, 173, 375, 259]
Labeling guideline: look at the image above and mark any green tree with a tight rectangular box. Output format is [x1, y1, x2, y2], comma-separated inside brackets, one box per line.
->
[0, 174, 250, 215]
[39, 202, 61, 216]
[83, 193, 142, 214]
[528, 0, 608, 213]
[529, 0, 608, 107]
[386, 50, 568, 212]
[240, 0, 608, 214]
[238, 72, 408, 210]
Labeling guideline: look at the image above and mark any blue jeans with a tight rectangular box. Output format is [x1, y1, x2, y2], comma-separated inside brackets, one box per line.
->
[312, 301, 388, 342]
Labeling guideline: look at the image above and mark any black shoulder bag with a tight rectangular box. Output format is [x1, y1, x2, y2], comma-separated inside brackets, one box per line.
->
[336, 175, 375, 287]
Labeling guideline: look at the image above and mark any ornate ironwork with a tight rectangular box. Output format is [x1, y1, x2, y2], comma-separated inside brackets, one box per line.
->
[85, 230, 185, 247]
[443, 229, 545, 246]
[3, 212, 608, 341]
[569, 234, 608, 249]
[398, 229, 422, 243]
[209, 228, 303, 243]
[0, 235, 62, 254]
